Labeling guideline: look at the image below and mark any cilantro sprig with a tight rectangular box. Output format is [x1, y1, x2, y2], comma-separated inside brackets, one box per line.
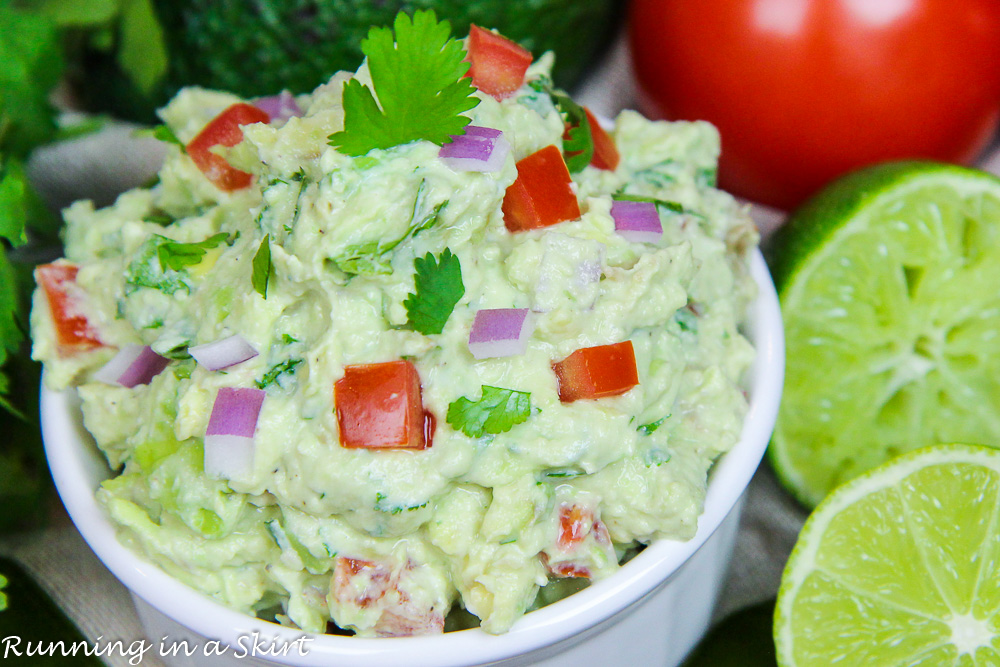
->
[404, 248, 464, 335]
[528, 77, 593, 173]
[252, 235, 273, 299]
[156, 233, 228, 271]
[447, 385, 532, 438]
[329, 10, 479, 156]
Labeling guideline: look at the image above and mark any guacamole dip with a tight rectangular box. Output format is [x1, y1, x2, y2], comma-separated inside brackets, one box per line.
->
[31, 15, 758, 637]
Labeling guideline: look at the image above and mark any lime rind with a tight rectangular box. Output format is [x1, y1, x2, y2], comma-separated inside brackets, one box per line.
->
[774, 443, 1000, 667]
[768, 161, 1000, 507]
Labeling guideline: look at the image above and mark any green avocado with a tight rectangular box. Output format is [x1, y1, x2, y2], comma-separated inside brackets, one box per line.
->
[76, 0, 621, 122]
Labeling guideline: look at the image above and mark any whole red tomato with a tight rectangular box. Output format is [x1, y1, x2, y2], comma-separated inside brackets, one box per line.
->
[629, 0, 1000, 210]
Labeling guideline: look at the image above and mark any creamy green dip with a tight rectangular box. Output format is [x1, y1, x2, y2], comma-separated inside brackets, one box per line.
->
[31, 52, 758, 636]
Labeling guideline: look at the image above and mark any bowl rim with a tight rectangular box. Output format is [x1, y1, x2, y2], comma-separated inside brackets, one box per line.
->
[42, 250, 783, 667]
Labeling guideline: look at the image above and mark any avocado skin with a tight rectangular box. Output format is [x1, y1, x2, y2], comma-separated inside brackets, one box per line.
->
[76, 0, 621, 123]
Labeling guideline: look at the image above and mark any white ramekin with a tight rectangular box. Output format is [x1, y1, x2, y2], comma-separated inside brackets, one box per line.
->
[42, 250, 783, 667]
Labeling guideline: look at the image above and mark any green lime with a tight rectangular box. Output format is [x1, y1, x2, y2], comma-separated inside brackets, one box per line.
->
[768, 161, 1000, 507]
[774, 444, 1000, 666]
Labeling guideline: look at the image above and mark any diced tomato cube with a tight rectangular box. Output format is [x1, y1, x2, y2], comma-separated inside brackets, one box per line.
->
[186, 103, 270, 192]
[552, 341, 639, 403]
[333, 557, 392, 608]
[466, 25, 533, 100]
[584, 108, 620, 171]
[334, 360, 428, 449]
[502, 145, 581, 232]
[35, 261, 104, 356]
[542, 503, 615, 580]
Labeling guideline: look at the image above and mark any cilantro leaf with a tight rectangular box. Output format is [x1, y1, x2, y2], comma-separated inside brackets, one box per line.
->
[447, 385, 532, 438]
[0, 7, 63, 158]
[116, 0, 168, 96]
[125, 236, 191, 295]
[335, 182, 446, 275]
[156, 233, 227, 271]
[0, 572, 6, 611]
[404, 248, 463, 335]
[637, 416, 667, 436]
[147, 124, 185, 149]
[0, 251, 22, 413]
[252, 234, 272, 299]
[612, 193, 684, 214]
[255, 358, 302, 390]
[528, 78, 593, 173]
[328, 10, 479, 156]
[0, 157, 31, 248]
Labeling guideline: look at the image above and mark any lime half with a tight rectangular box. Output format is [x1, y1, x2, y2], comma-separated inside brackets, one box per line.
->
[774, 444, 1000, 666]
[769, 161, 1000, 507]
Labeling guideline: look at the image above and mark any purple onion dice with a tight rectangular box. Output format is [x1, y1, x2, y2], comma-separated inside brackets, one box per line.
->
[204, 387, 266, 481]
[439, 125, 510, 173]
[468, 308, 535, 359]
[189, 334, 258, 371]
[611, 200, 662, 244]
[93, 345, 170, 388]
[253, 91, 303, 122]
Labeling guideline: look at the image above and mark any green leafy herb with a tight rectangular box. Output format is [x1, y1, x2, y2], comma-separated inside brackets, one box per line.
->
[404, 248, 463, 334]
[613, 193, 685, 214]
[255, 358, 302, 390]
[637, 416, 667, 436]
[0, 7, 64, 158]
[0, 573, 6, 611]
[156, 232, 227, 271]
[124, 236, 190, 295]
[335, 183, 446, 275]
[447, 385, 532, 438]
[115, 0, 168, 96]
[539, 466, 585, 480]
[528, 78, 593, 173]
[147, 123, 184, 148]
[252, 234, 272, 299]
[328, 10, 479, 156]
[696, 166, 718, 188]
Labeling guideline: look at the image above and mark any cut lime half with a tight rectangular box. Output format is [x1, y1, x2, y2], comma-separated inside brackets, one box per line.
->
[769, 161, 1000, 507]
[774, 444, 1000, 667]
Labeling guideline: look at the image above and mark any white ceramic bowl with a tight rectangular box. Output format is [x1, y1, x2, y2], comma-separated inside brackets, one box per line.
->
[42, 250, 783, 667]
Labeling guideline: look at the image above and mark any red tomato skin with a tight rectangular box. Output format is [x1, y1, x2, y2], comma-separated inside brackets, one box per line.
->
[585, 108, 620, 171]
[35, 261, 104, 356]
[333, 557, 392, 608]
[502, 145, 581, 232]
[467, 25, 533, 100]
[552, 341, 639, 403]
[629, 0, 1000, 210]
[334, 360, 427, 450]
[186, 103, 270, 191]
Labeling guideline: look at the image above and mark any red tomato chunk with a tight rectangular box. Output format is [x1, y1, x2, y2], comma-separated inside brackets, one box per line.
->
[186, 103, 270, 192]
[585, 108, 620, 171]
[502, 145, 581, 232]
[35, 261, 104, 356]
[466, 24, 533, 100]
[333, 557, 392, 608]
[542, 504, 615, 579]
[334, 360, 428, 449]
[552, 341, 639, 403]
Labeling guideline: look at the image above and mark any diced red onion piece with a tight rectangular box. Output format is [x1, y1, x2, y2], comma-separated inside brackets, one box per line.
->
[439, 125, 509, 172]
[189, 334, 258, 371]
[468, 308, 535, 359]
[611, 200, 662, 244]
[254, 91, 302, 122]
[93, 344, 170, 388]
[204, 387, 266, 481]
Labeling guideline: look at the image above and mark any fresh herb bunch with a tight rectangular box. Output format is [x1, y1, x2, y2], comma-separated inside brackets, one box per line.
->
[0, 3, 98, 533]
